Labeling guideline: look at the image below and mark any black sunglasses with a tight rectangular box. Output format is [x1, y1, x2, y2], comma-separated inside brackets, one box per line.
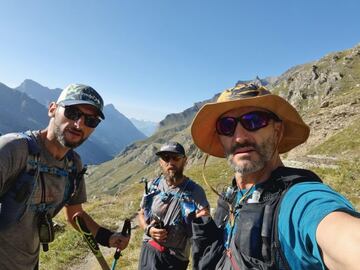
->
[159, 154, 183, 162]
[216, 111, 280, 136]
[61, 105, 101, 128]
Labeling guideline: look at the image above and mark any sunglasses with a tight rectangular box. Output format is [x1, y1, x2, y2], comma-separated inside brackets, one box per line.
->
[216, 111, 280, 136]
[159, 154, 183, 162]
[62, 106, 101, 128]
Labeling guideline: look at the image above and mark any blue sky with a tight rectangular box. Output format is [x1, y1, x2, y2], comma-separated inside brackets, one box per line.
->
[1, 0, 359, 121]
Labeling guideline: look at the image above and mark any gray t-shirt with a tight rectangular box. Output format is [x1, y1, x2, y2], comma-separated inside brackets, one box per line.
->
[0, 131, 87, 270]
[141, 176, 209, 261]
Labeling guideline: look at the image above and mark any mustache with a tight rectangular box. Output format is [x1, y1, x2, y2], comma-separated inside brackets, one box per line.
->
[67, 127, 84, 135]
[229, 141, 258, 154]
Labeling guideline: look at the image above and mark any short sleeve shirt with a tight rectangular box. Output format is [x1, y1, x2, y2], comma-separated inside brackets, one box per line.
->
[0, 131, 87, 270]
[278, 182, 357, 269]
[141, 176, 209, 261]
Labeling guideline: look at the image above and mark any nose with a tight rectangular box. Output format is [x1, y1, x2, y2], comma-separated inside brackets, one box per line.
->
[166, 159, 177, 166]
[73, 115, 85, 128]
[233, 122, 251, 143]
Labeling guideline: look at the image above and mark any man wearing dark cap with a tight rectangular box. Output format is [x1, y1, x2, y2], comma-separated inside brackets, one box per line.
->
[190, 83, 360, 270]
[138, 141, 209, 270]
[0, 83, 129, 270]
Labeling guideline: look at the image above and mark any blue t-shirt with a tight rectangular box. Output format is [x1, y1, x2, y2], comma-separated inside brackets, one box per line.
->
[278, 182, 356, 269]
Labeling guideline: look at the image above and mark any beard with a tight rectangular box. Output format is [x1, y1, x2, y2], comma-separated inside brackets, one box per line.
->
[163, 167, 184, 184]
[54, 123, 86, 149]
[227, 136, 275, 176]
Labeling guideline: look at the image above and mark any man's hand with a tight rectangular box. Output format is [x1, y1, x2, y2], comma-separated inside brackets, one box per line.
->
[196, 207, 210, 218]
[109, 232, 130, 250]
[149, 226, 167, 243]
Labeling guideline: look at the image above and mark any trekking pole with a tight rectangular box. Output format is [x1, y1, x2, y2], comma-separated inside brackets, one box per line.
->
[111, 219, 131, 270]
[139, 177, 149, 194]
[73, 214, 110, 270]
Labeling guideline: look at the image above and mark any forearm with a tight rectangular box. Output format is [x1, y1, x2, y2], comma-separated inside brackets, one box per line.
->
[65, 204, 100, 236]
[317, 211, 360, 270]
[138, 208, 148, 230]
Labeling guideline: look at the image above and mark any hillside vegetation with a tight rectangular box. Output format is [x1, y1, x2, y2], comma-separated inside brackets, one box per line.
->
[40, 43, 360, 269]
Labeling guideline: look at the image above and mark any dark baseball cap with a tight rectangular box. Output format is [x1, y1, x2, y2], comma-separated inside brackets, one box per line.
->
[156, 142, 186, 157]
[57, 83, 105, 119]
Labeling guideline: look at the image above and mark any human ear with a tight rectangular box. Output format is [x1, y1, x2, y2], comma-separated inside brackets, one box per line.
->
[48, 102, 57, 118]
[274, 122, 284, 142]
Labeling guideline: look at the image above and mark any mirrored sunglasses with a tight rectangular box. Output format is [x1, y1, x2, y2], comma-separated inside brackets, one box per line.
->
[216, 111, 280, 136]
[62, 105, 101, 128]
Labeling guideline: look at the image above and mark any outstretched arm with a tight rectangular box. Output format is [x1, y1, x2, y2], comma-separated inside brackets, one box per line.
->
[65, 204, 130, 250]
[317, 211, 360, 270]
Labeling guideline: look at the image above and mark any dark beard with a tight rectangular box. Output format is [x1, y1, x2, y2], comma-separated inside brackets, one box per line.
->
[54, 124, 85, 149]
[164, 168, 184, 184]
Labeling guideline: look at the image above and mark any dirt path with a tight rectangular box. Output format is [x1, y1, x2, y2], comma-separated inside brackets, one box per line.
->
[69, 214, 139, 270]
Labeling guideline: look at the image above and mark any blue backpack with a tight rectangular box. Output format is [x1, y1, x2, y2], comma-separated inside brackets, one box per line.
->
[0, 132, 86, 230]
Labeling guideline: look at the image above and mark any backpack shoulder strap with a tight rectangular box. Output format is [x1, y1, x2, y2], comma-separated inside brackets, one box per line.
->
[22, 131, 41, 155]
[0, 132, 40, 198]
[52, 151, 86, 216]
[184, 178, 196, 192]
[270, 167, 323, 269]
[273, 166, 322, 186]
[148, 175, 162, 193]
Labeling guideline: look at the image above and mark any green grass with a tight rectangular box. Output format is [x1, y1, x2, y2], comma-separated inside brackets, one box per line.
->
[311, 160, 360, 210]
[39, 225, 88, 269]
[309, 119, 360, 157]
[39, 181, 144, 269]
[186, 157, 233, 209]
[40, 155, 359, 269]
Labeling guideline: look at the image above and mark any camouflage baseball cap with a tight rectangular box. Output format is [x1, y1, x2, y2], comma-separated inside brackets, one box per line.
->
[57, 83, 105, 119]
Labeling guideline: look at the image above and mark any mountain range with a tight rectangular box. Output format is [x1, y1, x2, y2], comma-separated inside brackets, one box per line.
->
[0, 80, 147, 164]
[85, 43, 360, 195]
[130, 118, 158, 137]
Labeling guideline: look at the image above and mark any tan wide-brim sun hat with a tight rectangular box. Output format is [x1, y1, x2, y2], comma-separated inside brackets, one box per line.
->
[191, 83, 310, 158]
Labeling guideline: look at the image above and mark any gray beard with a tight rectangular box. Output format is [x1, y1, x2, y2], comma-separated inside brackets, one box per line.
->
[227, 136, 275, 176]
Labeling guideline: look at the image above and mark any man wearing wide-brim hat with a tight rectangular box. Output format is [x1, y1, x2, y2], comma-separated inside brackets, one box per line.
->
[190, 83, 360, 270]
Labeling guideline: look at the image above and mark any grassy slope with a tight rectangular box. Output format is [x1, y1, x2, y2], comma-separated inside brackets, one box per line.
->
[39, 45, 360, 269]
[309, 119, 360, 157]
[40, 152, 359, 269]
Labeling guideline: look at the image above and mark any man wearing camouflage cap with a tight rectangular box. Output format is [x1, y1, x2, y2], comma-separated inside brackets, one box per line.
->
[0, 84, 129, 270]
[190, 83, 360, 270]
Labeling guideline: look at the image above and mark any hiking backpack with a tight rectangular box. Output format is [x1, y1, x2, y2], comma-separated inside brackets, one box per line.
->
[0, 132, 86, 231]
[196, 167, 323, 270]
